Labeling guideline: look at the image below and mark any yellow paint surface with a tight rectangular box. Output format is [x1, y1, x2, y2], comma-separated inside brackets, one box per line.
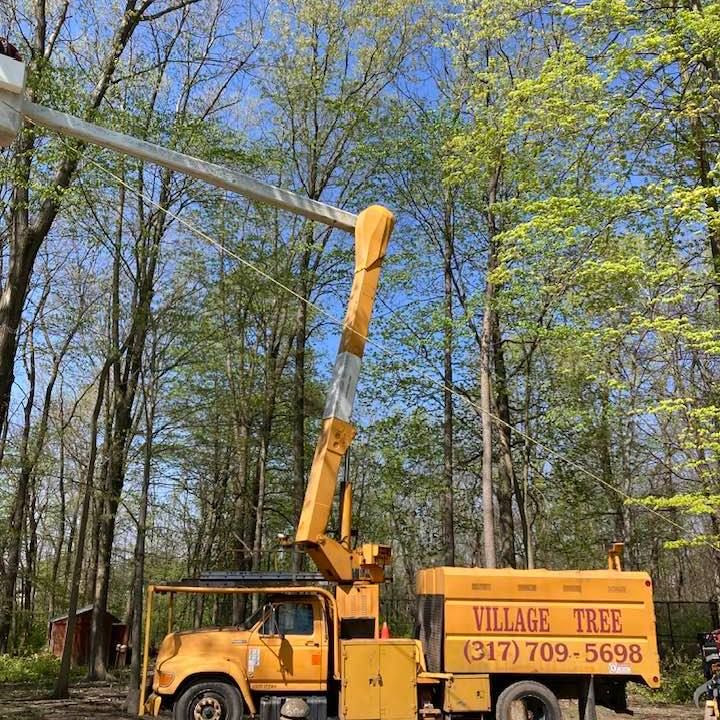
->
[151, 595, 329, 710]
[341, 640, 418, 720]
[336, 583, 379, 637]
[443, 674, 491, 712]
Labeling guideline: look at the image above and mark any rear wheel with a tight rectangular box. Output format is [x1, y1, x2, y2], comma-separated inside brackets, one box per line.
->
[173, 680, 243, 720]
[495, 681, 562, 720]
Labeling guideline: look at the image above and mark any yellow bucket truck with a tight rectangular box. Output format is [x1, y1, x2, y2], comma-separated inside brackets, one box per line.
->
[139, 207, 661, 720]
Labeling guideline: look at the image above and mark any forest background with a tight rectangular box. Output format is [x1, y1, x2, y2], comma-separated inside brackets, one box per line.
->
[0, 0, 719, 700]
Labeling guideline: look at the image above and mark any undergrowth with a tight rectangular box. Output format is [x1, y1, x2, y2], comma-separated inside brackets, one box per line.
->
[0, 653, 83, 684]
[636, 654, 703, 704]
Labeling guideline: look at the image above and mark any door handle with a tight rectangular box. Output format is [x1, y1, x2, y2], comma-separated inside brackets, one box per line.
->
[305, 640, 320, 647]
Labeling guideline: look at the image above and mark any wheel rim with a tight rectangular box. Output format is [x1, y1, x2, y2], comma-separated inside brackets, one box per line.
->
[508, 696, 551, 720]
[192, 692, 226, 720]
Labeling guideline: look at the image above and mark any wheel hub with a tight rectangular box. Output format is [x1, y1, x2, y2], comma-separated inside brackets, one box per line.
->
[194, 696, 223, 720]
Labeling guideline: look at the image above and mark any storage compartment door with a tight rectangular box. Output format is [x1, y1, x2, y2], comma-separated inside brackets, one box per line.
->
[379, 642, 417, 720]
[443, 674, 491, 713]
[341, 643, 380, 720]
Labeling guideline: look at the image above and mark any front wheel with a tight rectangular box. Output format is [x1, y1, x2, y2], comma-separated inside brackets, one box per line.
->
[495, 681, 562, 720]
[173, 680, 243, 720]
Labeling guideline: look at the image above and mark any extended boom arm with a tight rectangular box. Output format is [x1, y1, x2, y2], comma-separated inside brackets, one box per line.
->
[294, 206, 394, 583]
[0, 51, 394, 585]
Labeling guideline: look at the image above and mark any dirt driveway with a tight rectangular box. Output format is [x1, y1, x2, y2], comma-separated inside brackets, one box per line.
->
[599, 697, 696, 719]
[0, 681, 129, 719]
[0, 683, 697, 720]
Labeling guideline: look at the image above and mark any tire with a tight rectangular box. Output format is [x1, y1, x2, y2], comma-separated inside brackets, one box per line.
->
[173, 680, 243, 720]
[495, 681, 562, 720]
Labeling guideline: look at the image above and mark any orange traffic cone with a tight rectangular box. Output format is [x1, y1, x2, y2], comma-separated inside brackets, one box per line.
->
[380, 621, 391, 639]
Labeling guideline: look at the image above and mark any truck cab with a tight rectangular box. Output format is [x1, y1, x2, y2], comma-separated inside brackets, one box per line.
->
[148, 591, 334, 720]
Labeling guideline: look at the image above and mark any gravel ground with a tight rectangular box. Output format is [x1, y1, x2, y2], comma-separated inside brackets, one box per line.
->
[0, 682, 697, 720]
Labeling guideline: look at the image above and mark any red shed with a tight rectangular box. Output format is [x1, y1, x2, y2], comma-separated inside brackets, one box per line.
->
[48, 605, 128, 667]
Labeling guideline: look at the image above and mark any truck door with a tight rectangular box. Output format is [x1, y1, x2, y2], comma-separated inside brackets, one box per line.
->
[247, 599, 326, 691]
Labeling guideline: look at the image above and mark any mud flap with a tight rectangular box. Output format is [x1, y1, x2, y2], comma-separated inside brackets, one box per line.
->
[592, 677, 630, 715]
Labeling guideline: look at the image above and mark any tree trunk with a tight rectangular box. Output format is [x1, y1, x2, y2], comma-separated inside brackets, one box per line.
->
[291, 241, 311, 574]
[441, 204, 455, 566]
[21, 480, 39, 649]
[63, 498, 77, 599]
[252, 433, 270, 573]
[126, 390, 155, 715]
[491, 314, 516, 568]
[54, 363, 110, 699]
[50, 391, 67, 619]
[0, 328, 37, 651]
[520, 365, 534, 569]
[483, 160, 516, 569]
[480, 166, 505, 569]
[480, 297, 496, 569]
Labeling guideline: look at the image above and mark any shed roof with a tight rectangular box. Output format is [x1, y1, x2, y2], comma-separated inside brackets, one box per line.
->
[50, 605, 121, 624]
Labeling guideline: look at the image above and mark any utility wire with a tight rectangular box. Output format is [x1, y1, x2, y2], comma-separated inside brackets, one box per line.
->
[10, 99, 719, 554]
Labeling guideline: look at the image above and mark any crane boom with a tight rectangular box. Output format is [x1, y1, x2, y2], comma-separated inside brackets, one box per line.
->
[294, 205, 394, 584]
[0, 55, 356, 232]
[0, 51, 394, 585]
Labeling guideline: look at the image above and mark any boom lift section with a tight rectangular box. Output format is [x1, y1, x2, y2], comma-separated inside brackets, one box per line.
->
[0, 54, 356, 231]
[0, 49, 394, 585]
[294, 206, 394, 584]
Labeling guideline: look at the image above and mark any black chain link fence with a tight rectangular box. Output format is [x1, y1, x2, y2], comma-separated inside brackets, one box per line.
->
[654, 600, 719, 658]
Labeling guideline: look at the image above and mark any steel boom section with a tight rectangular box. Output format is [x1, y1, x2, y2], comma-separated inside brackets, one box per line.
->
[20, 101, 357, 232]
[294, 206, 394, 583]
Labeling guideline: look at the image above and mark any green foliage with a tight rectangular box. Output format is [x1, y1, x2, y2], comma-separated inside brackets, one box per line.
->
[631, 494, 720, 516]
[0, 653, 65, 684]
[636, 655, 704, 704]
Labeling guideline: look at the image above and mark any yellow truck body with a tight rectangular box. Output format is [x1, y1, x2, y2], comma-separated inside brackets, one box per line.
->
[142, 566, 661, 720]
[417, 566, 660, 688]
